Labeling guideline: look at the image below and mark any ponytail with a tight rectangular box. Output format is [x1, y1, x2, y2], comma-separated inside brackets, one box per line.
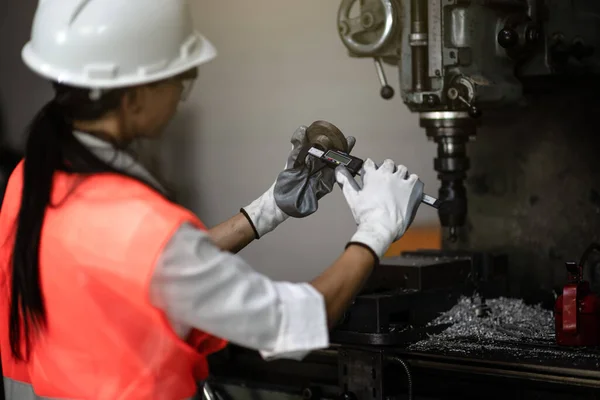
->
[9, 100, 70, 360]
[8, 83, 172, 361]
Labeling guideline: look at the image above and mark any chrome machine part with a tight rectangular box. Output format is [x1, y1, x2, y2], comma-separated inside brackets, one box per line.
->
[374, 58, 395, 99]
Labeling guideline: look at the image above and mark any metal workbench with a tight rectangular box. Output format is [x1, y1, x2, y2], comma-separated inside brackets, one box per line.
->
[208, 341, 600, 400]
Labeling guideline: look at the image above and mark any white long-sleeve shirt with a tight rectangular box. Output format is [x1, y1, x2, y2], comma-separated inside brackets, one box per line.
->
[73, 131, 330, 360]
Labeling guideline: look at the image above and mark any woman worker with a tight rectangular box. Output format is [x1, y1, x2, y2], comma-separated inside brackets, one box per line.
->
[0, 0, 424, 399]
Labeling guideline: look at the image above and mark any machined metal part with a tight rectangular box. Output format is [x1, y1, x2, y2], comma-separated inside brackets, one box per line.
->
[305, 120, 349, 153]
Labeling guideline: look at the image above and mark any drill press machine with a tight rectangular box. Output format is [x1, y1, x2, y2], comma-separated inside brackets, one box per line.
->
[337, 0, 600, 244]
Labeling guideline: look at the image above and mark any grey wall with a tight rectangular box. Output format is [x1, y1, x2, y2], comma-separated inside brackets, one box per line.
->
[0, 0, 438, 283]
[0, 0, 53, 150]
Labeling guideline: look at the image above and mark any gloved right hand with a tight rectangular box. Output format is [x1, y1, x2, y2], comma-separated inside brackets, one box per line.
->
[335, 159, 424, 260]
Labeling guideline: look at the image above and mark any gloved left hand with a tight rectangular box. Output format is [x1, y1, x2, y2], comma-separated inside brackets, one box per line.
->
[241, 125, 356, 239]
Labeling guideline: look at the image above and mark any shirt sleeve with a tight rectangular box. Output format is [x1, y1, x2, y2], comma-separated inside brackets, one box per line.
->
[149, 222, 330, 361]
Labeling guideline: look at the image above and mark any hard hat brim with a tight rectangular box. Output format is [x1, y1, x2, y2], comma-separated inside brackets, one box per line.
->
[22, 33, 217, 90]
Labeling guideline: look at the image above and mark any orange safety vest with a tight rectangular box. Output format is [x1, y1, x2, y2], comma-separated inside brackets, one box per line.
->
[0, 162, 228, 399]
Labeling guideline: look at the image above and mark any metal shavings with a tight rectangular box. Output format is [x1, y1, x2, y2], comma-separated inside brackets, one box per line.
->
[426, 295, 554, 341]
[408, 295, 600, 367]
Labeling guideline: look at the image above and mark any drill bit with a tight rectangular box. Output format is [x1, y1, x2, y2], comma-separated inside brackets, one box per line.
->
[448, 227, 458, 242]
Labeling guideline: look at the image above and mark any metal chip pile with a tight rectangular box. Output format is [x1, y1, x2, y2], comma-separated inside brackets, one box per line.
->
[408, 295, 600, 366]
[421, 295, 554, 342]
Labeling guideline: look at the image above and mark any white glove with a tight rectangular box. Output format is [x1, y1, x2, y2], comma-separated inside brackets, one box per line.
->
[335, 159, 424, 259]
[241, 181, 288, 239]
[241, 126, 355, 238]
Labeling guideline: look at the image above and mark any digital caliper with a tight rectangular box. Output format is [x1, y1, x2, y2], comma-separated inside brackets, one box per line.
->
[307, 147, 441, 209]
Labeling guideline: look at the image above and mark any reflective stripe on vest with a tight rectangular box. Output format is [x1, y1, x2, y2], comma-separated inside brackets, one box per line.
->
[0, 162, 228, 400]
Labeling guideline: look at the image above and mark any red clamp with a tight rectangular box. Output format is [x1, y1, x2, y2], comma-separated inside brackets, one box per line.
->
[555, 261, 600, 346]
[562, 283, 579, 334]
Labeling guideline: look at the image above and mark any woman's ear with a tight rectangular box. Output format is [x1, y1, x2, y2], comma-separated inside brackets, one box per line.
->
[121, 86, 145, 115]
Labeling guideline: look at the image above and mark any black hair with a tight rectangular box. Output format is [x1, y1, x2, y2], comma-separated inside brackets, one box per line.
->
[9, 83, 167, 361]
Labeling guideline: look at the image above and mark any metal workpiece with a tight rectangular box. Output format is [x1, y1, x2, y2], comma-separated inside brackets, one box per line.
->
[305, 120, 349, 153]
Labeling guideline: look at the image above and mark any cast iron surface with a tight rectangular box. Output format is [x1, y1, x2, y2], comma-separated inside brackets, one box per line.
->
[461, 84, 600, 303]
[368, 256, 473, 292]
[338, 349, 385, 400]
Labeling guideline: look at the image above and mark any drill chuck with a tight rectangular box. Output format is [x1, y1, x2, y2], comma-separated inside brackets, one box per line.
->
[420, 112, 477, 238]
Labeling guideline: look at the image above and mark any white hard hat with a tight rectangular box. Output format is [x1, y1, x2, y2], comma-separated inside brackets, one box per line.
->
[22, 0, 217, 89]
